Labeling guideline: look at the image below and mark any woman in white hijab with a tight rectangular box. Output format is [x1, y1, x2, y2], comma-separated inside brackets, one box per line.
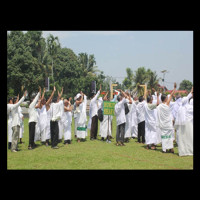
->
[174, 87, 193, 156]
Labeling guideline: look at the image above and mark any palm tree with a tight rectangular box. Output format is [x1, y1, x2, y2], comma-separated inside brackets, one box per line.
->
[146, 69, 160, 92]
[133, 67, 149, 96]
[78, 53, 99, 76]
[46, 34, 60, 82]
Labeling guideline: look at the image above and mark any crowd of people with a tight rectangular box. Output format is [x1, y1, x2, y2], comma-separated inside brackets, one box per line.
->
[7, 83, 193, 156]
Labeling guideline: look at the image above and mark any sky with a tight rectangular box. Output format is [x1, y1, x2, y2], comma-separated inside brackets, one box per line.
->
[35, 31, 193, 90]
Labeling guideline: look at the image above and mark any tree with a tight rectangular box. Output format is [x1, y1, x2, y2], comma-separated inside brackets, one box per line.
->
[122, 67, 134, 90]
[179, 79, 193, 92]
[146, 69, 160, 92]
[132, 67, 149, 96]
[46, 34, 61, 82]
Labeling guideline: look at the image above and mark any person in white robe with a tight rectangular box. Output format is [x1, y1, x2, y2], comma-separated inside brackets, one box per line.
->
[18, 106, 24, 144]
[174, 87, 193, 156]
[73, 99, 78, 138]
[131, 96, 138, 139]
[156, 83, 176, 153]
[98, 96, 103, 137]
[144, 92, 159, 150]
[38, 88, 48, 144]
[10, 91, 27, 152]
[76, 92, 87, 142]
[63, 98, 73, 145]
[99, 92, 113, 142]
[28, 87, 42, 150]
[114, 89, 132, 146]
[7, 97, 14, 149]
[124, 92, 133, 142]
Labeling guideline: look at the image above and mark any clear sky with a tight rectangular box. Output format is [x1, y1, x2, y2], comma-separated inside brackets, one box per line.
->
[41, 31, 193, 90]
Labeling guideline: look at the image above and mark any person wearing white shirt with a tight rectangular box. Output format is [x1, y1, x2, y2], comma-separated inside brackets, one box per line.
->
[63, 98, 73, 145]
[114, 89, 131, 146]
[50, 88, 64, 149]
[89, 85, 101, 140]
[7, 97, 14, 149]
[157, 83, 176, 153]
[28, 87, 41, 150]
[75, 92, 87, 142]
[10, 91, 27, 152]
[136, 95, 146, 144]
[18, 106, 24, 144]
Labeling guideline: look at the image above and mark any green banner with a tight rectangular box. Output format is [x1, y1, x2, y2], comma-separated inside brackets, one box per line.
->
[103, 101, 116, 116]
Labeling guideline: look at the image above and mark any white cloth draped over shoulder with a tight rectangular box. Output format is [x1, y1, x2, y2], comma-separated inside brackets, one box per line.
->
[156, 103, 174, 151]
[76, 95, 87, 139]
[131, 101, 138, 138]
[125, 102, 133, 138]
[136, 101, 146, 124]
[174, 95, 193, 156]
[144, 102, 159, 145]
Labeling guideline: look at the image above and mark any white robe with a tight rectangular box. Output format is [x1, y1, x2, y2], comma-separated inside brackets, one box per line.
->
[18, 106, 24, 139]
[7, 104, 13, 143]
[46, 107, 51, 140]
[77, 95, 87, 139]
[39, 105, 48, 142]
[131, 101, 138, 138]
[144, 103, 159, 145]
[34, 108, 41, 142]
[175, 97, 193, 156]
[100, 115, 112, 138]
[157, 103, 174, 152]
[125, 103, 133, 138]
[63, 107, 72, 141]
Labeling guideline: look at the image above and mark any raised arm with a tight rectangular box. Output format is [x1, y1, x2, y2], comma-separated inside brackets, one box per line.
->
[166, 83, 176, 106]
[12, 91, 27, 110]
[29, 87, 41, 109]
[156, 90, 159, 106]
[103, 91, 109, 101]
[46, 86, 56, 106]
[41, 87, 46, 101]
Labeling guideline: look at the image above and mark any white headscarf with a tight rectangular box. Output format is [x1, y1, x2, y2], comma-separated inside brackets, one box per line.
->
[75, 93, 81, 100]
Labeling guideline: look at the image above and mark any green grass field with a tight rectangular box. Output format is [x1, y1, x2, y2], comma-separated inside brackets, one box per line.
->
[7, 117, 193, 170]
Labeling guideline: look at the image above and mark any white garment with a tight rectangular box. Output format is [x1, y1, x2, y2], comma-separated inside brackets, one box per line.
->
[100, 115, 112, 138]
[89, 90, 100, 118]
[63, 106, 72, 141]
[144, 103, 158, 145]
[34, 108, 41, 141]
[46, 108, 51, 140]
[157, 103, 174, 151]
[136, 101, 146, 124]
[125, 103, 133, 138]
[10, 96, 25, 127]
[18, 106, 24, 138]
[174, 95, 193, 156]
[115, 98, 129, 126]
[76, 95, 87, 139]
[28, 92, 40, 123]
[50, 100, 64, 122]
[131, 101, 138, 138]
[7, 104, 13, 143]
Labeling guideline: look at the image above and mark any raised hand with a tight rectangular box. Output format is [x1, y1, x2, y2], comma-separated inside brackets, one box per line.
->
[174, 82, 177, 89]
[54, 86, 56, 92]
[24, 90, 27, 97]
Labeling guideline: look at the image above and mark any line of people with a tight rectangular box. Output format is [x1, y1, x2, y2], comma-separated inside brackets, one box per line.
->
[7, 83, 193, 156]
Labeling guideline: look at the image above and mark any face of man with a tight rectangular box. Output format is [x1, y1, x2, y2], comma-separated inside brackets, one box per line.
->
[9, 99, 13, 104]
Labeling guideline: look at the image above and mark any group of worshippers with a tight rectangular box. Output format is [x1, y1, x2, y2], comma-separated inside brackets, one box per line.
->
[7, 83, 193, 157]
[113, 83, 193, 156]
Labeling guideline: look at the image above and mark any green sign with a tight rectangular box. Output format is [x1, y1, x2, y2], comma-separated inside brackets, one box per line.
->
[103, 101, 116, 116]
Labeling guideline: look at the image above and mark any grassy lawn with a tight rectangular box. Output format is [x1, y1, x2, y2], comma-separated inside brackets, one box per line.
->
[7, 117, 193, 170]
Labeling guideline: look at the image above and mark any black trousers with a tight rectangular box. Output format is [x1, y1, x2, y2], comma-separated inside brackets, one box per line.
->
[116, 123, 125, 143]
[50, 121, 59, 147]
[138, 121, 145, 143]
[29, 122, 36, 147]
[90, 115, 98, 139]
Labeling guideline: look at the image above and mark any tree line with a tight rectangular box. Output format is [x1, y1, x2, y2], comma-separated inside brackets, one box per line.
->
[7, 31, 193, 101]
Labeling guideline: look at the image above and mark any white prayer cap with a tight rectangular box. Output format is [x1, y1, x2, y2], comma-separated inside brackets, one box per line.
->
[75, 93, 82, 100]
